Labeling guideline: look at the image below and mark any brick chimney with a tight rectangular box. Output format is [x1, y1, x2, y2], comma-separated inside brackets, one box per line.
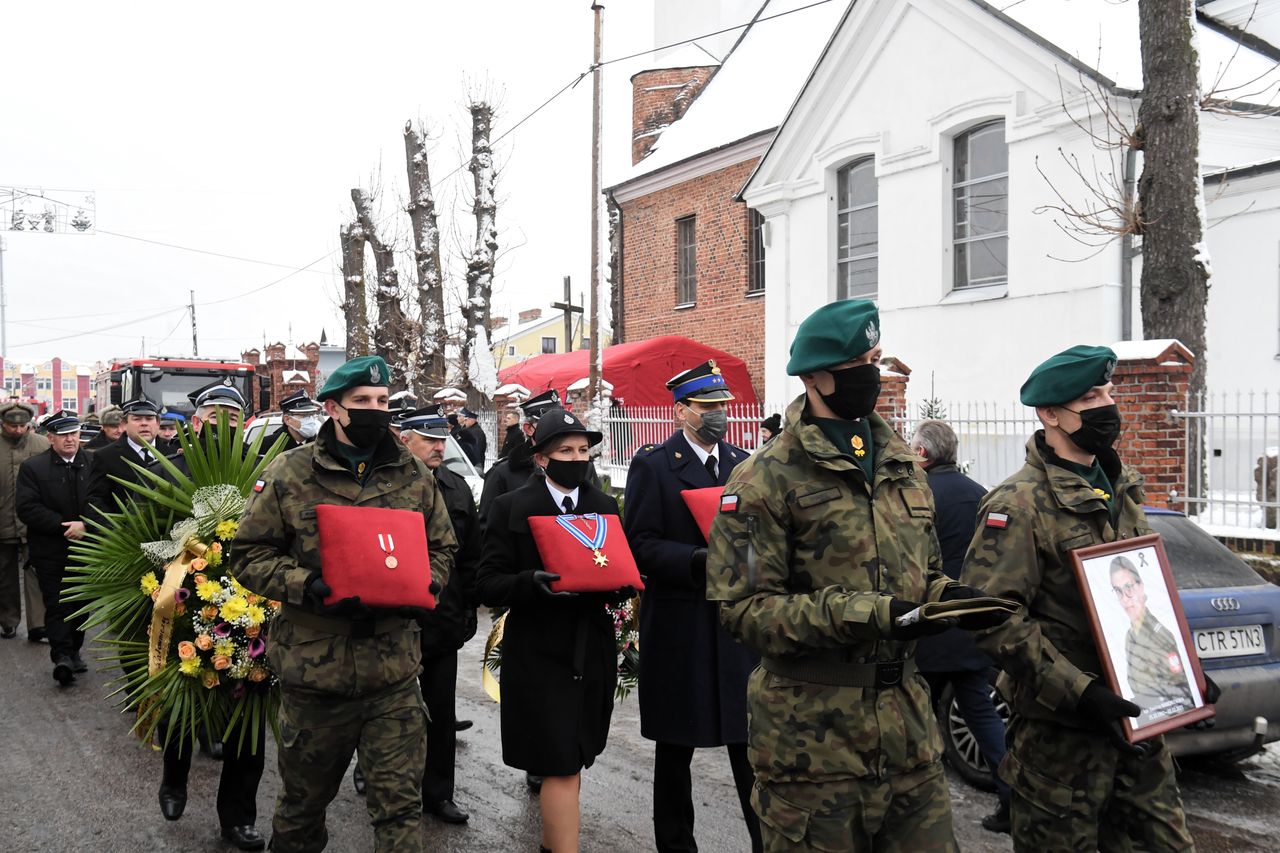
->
[630, 66, 717, 164]
[517, 308, 543, 324]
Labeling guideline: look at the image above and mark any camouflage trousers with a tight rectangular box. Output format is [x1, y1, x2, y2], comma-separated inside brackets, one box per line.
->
[270, 675, 428, 853]
[1002, 715, 1194, 852]
[752, 761, 957, 852]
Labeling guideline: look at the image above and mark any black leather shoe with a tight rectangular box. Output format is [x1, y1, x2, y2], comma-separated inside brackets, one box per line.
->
[981, 800, 1010, 834]
[71, 652, 89, 673]
[52, 657, 75, 685]
[158, 784, 187, 821]
[1, 626, 15, 639]
[221, 825, 266, 851]
[352, 765, 366, 795]
[425, 799, 469, 824]
[454, 719, 473, 732]
[525, 772, 543, 793]
[27, 628, 47, 643]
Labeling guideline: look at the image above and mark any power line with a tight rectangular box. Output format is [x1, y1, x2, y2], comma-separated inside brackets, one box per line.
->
[97, 229, 331, 274]
[7, 306, 188, 349]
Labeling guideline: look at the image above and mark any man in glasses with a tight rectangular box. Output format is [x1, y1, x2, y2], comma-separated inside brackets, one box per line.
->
[1110, 556, 1193, 725]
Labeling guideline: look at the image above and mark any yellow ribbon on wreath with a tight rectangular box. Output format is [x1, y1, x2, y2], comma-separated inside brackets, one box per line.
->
[482, 611, 506, 704]
[148, 538, 208, 677]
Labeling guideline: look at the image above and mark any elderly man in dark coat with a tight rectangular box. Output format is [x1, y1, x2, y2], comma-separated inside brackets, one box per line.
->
[623, 360, 761, 853]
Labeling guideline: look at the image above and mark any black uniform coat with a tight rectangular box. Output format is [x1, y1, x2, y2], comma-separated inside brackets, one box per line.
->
[915, 463, 993, 673]
[16, 448, 102, 568]
[475, 479, 619, 776]
[420, 465, 480, 655]
[624, 431, 758, 746]
[90, 435, 158, 512]
[478, 441, 539, 530]
[498, 424, 523, 460]
[458, 423, 487, 469]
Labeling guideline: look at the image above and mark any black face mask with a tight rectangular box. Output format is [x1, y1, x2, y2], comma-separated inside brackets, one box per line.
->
[338, 406, 393, 449]
[545, 458, 591, 491]
[819, 363, 881, 421]
[1064, 404, 1122, 455]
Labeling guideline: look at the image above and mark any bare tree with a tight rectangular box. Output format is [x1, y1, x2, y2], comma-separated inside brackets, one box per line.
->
[340, 221, 370, 358]
[1137, 0, 1211, 397]
[404, 121, 449, 395]
[459, 100, 499, 399]
[352, 188, 411, 392]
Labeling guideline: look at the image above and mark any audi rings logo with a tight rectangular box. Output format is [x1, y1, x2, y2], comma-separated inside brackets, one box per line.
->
[1210, 597, 1241, 612]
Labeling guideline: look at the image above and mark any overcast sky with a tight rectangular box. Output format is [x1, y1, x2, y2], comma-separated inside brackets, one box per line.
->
[1, 0, 669, 367]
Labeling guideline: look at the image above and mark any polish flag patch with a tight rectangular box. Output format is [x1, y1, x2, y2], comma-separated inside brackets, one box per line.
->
[985, 512, 1009, 529]
[1167, 652, 1183, 674]
[720, 494, 739, 513]
[253, 479, 267, 493]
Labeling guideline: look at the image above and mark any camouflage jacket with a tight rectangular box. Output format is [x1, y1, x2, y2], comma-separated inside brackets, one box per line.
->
[1, 428, 49, 540]
[964, 432, 1147, 726]
[706, 395, 952, 782]
[231, 422, 457, 695]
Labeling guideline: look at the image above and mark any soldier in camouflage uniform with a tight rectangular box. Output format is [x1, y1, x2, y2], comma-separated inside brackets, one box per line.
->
[1110, 556, 1194, 727]
[707, 301, 1006, 852]
[232, 356, 457, 853]
[964, 345, 1213, 852]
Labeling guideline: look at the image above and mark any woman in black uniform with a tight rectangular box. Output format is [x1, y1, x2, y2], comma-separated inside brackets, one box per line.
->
[475, 408, 631, 853]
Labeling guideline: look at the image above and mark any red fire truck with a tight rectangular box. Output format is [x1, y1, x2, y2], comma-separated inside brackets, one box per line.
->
[94, 357, 269, 417]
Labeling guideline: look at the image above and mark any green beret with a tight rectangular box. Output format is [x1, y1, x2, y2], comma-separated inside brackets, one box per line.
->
[1020, 345, 1118, 406]
[317, 355, 390, 402]
[786, 299, 881, 375]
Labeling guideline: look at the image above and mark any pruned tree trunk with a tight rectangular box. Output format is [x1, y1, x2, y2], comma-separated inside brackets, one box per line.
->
[607, 195, 623, 343]
[460, 101, 499, 400]
[1136, 0, 1210, 398]
[404, 121, 448, 396]
[340, 221, 370, 358]
[351, 188, 411, 392]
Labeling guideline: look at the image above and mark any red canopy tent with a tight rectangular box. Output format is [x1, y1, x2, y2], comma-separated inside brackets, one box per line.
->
[496, 335, 758, 406]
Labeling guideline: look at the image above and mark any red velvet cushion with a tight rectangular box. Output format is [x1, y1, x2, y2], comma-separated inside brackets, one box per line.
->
[528, 513, 645, 593]
[315, 504, 436, 609]
[681, 486, 725, 543]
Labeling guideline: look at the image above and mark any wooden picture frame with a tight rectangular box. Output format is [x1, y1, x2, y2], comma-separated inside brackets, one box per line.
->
[1069, 533, 1215, 742]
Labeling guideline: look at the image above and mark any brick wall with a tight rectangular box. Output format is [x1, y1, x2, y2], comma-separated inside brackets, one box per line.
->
[619, 157, 765, 399]
[877, 357, 911, 430]
[631, 67, 716, 164]
[1112, 341, 1194, 508]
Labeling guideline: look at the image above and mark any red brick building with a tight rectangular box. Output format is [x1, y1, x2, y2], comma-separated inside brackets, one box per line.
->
[241, 343, 320, 410]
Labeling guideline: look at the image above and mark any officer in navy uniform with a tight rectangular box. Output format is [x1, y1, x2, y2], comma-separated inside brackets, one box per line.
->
[89, 397, 163, 513]
[479, 390, 562, 526]
[623, 361, 762, 853]
[456, 407, 487, 469]
[277, 391, 324, 453]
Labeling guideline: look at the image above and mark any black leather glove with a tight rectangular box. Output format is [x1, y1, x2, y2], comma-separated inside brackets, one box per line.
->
[602, 585, 640, 606]
[888, 598, 956, 640]
[305, 572, 373, 619]
[305, 572, 332, 606]
[690, 548, 707, 587]
[1077, 681, 1151, 756]
[1185, 674, 1222, 731]
[940, 583, 979, 601]
[533, 570, 578, 598]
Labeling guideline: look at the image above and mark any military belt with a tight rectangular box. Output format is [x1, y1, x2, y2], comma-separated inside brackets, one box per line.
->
[282, 604, 403, 639]
[761, 655, 916, 689]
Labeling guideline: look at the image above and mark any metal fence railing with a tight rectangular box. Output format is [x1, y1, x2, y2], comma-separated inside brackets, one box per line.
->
[1174, 391, 1280, 535]
[898, 402, 1040, 490]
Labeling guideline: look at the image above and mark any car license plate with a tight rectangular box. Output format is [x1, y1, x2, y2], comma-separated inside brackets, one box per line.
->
[1194, 625, 1265, 659]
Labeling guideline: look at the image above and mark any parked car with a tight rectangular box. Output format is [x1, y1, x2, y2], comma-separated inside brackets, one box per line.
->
[244, 413, 484, 503]
[938, 507, 1280, 790]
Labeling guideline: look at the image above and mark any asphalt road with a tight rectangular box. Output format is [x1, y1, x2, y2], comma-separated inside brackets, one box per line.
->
[3, 610, 1278, 851]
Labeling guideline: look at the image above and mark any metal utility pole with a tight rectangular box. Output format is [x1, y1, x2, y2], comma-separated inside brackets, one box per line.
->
[588, 2, 604, 405]
[0, 236, 7, 360]
[189, 290, 199, 356]
[551, 275, 583, 352]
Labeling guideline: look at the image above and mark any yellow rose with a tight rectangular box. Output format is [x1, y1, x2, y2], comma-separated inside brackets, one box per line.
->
[194, 634, 214, 651]
[140, 572, 160, 596]
[220, 596, 249, 622]
[201, 670, 220, 689]
[196, 580, 222, 602]
[177, 641, 196, 661]
[211, 654, 231, 671]
[246, 605, 266, 626]
[216, 520, 239, 540]
[178, 658, 201, 677]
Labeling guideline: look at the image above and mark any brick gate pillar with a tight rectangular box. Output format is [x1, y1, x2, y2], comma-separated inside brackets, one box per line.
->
[1110, 340, 1194, 509]
[877, 356, 911, 433]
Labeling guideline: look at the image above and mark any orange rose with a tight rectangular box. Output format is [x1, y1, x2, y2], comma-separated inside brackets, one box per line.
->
[191, 558, 208, 572]
[201, 670, 220, 689]
[210, 542, 223, 553]
[246, 594, 259, 605]
[244, 624, 261, 639]
[194, 573, 208, 585]
[177, 641, 196, 661]
[212, 654, 231, 671]
[248, 668, 268, 683]
[194, 634, 214, 651]
[202, 606, 218, 620]
[174, 602, 186, 617]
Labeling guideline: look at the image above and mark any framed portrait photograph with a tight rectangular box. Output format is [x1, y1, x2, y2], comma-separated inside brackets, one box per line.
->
[1070, 533, 1215, 741]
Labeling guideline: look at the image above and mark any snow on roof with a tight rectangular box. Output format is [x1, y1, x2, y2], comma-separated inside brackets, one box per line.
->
[76, 365, 94, 376]
[494, 383, 531, 398]
[1200, 0, 1280, 53]
[282, 369, 310, 384]
[567, 376, 615, 392]
[284, 345, 310, 362]
[616, 0, 847, 185]
[999, 0, 1280, 103]
[433, 387, 468, 401]
[491, 311, 560, 342]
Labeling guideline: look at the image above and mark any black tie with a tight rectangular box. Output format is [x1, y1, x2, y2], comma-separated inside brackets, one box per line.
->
[561, 496, 574, 514]
[705, 456, 717, 481]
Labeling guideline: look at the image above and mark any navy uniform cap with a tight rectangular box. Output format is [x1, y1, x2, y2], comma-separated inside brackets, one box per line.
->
[666, 360, 734, 403]
[532, 407, 602, 452]
[1020, 345, 1118, 407]
[279, 390, 322, 415]
[191, 383, 246, 411]
[520, 389, 561, 420]
[159, 408, 185, 426]
[121, 398, 162, 417]
[400, 406, 451, 438]
[44, 410, 81, 435]
[458, 407, 478, 420]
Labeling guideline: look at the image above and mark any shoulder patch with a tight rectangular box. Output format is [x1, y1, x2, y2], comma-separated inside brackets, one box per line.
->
[253, 479, 267, 493]
[985, 511, 1009, 529]
[720, 493, 739, 513]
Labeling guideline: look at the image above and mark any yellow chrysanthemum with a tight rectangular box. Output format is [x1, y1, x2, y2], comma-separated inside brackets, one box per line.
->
[215, 520, 239, 540]
[206, 549, 223, 567]
[220, 596, 249, 621]
[213, 640, 235, 658]
[140, 572, 160, 596]
[178, 658, 202, 676]
[246, 605, 266, 626]
[196, 580, 222, 601]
